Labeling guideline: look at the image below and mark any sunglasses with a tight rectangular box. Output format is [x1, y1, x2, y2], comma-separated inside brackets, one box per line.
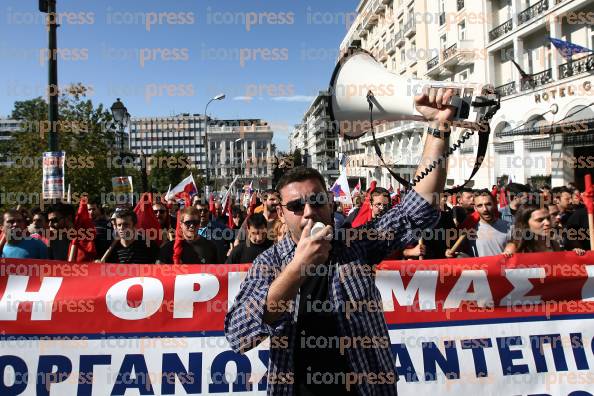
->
[281, 193, 329, 213]
[195, 208, 210, 213]
[48, 217, 62, 224]
[182, 220, 200, 228]
[154, 209, 167, 214]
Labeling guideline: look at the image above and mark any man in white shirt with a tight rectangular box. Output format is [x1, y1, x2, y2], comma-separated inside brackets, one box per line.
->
[447, 190, 509, 258]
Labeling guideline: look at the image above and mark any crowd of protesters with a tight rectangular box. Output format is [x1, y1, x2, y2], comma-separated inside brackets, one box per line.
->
[0, 176, 592, 264]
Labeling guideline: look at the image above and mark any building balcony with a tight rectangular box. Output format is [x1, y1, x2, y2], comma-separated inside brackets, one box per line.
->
[394, 30, 405, 47]
[441, 40, 475, 68]
[488, 19, 513, 42]
[404, 19, 415, 38]
[495, 81, 517, 97]
[520, 68, 552, 91]
[558, 53, 594, 80]
[517, 0, 549, 26]
[385, 39, 396, 55]
[427, 55, 439, 71]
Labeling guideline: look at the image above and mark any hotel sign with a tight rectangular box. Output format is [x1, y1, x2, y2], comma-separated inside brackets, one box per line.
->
[535, 80, 591, 102]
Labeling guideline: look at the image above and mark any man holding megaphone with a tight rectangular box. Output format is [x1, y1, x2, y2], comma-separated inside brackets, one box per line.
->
[225, 87, 456, 396]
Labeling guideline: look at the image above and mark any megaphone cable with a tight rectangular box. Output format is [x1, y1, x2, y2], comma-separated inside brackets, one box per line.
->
[366, 90, 489, 194]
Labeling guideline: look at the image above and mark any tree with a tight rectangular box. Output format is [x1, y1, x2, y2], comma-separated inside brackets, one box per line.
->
[147, 150, 203, 193]
[0, 85, 140, 209]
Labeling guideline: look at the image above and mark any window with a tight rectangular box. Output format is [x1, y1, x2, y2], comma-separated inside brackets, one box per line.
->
[458, 20, 466, 41]
[459, 70, 468, 81]
[400, 49, 406, 63]
[440, 34, 447, 50]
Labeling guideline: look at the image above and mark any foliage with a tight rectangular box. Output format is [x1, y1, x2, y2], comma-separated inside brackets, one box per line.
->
[0, 85, 141, 209]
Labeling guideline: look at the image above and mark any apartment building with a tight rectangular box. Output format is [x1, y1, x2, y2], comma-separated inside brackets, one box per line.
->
[130, 115, 275, 189]
[0, 118, 21, 166]
[486, 0, 594, 188]
[289, 92, 340, 186]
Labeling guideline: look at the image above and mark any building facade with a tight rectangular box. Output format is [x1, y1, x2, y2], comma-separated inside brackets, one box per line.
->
[0, 118, 21, 166]
[486, 0, 594, 188]
[337, 0, 592, 190]
[130, 115, 274, 189]
[339, 0, 494, 190]
[289, 92, 340, 186]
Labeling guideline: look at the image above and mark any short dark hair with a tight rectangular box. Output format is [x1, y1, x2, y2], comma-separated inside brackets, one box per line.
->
[551, 186, 572, 196]
[275, 167, 327, 197]
[46, 203, 75, 220]
[371, 187, 390, 203]
[247, 213, 267, 229]
[474, 189, 495, 202]
[507, 183, 530, 196]
[262, 189, 280, 200]
[114, 208, 137, 224]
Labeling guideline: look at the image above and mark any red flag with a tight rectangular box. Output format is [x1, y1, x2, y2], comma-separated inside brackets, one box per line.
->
[134, 192, 162, 247]
[69, 197, 96, 262]
[352, 181, 377, 228]
[499, 187, 508, 208]
[209, 193, 216, 216]
[226, 197, 234, 229]
[173, 192, 191, 264]
[452, 193, 458, 206]
[584, 175, 593, 215]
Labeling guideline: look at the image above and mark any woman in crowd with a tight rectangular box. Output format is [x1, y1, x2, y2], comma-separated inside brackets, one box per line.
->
[503, 204, 585, 257]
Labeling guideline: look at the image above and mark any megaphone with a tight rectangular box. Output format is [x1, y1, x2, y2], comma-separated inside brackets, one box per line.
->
[328, 48, 500, 139]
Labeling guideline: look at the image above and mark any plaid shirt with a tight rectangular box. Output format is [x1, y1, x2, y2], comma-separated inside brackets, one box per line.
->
[225, 190, 439, 396]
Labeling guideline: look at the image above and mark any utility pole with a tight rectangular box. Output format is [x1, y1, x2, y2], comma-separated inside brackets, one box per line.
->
[40, 0, 60, 151]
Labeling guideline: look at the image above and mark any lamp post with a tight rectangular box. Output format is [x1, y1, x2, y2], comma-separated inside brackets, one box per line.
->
[204, 94, 226, 194]
[110, 98, 129, 177]
[39, 0, 59, 151]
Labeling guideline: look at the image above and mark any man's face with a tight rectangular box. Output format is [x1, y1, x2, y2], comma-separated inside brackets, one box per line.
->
[3, 213, 25, 239]
[248, 225, 268, 245]
[167, 200, 179, 215]
[195, 205, 210, 226]
[152, 204, 168, 226]
[47, 212, 66, 230]
[514, 192, 529, 205]
[181, 214, 200, 240]
[371, 194, 390, 219]
[32, 214, 46, 230]
[265, 193, 280, 213]
[115, 216, 136, 240]
[278, 179, 333, 243]
[214, 202, 223, 216]
[474, 195, 495, 223]
[87, 204, 100, 221]
[572, 190, 581, 205]
[547, 204, 561, 228]
[557, 192, 573, 212]
[460, 192, 474, 210]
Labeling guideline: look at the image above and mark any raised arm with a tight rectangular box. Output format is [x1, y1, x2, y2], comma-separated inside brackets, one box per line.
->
[412, 87, 456, 207]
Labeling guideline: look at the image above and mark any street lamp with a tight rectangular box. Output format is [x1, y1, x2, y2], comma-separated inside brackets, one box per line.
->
[204, 94, 226, 193]
[39, 0, 59, 152]
[110, 98, 129, 177]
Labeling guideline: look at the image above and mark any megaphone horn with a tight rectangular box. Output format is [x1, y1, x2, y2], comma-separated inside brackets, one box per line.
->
[328, 48, 500, 139]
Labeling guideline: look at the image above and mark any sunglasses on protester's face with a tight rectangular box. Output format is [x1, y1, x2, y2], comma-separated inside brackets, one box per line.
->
[48, 217, 62, 224]
[154, 209, 167, 214]
[280, 193, 329, 214]
[182, 220, 200, 228]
